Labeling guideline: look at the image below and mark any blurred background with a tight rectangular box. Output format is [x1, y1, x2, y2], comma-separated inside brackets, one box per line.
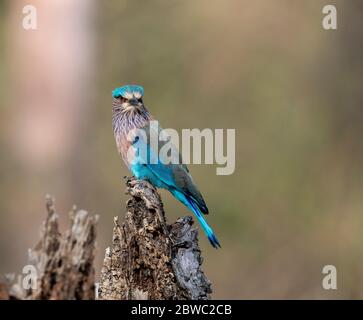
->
[0, 0, 362, 299]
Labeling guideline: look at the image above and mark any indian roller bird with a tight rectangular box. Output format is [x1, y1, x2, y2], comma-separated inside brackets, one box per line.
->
[112, 85, 220, 248]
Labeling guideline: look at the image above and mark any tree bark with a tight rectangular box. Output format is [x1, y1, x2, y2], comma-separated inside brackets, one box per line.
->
[98, 177, 212, 300]
[1, 177, 212, 300]
[30, 196, 98, 299]
[6, 196, 98, 300]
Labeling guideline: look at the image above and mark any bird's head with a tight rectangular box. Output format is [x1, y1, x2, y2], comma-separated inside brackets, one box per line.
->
[112, 85, 145, 114]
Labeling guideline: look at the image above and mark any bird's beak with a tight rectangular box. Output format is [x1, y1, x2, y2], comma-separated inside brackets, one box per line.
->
[129, 98, 139, 106]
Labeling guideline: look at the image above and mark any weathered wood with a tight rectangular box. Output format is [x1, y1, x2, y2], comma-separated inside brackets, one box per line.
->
[12, 196, 98, 300]
[2, 177, 212, 300]
[98, 177, 212, 300]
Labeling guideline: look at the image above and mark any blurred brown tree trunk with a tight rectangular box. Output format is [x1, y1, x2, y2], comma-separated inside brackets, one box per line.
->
[3, 0, 95, 272]
[8, 0, 95, 170]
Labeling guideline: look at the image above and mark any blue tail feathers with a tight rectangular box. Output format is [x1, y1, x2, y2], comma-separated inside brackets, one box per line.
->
[193, 206, 221, 249]
[172, 189, 221, 248]
[207, 232, 221, 249]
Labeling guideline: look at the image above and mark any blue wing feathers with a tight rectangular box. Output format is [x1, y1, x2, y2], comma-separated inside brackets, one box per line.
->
[130, 127, 220, 248]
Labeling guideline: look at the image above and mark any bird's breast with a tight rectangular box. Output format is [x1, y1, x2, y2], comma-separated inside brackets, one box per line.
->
[114, 130, 134, 168]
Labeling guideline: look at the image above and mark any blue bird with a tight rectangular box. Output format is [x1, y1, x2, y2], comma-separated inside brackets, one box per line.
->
[112, 85, 220, 248]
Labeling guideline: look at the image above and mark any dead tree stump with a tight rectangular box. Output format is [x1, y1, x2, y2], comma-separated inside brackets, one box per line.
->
[98, 177, 212, 300]
[0, 177, 212, 300]
[6, 196, 98, 300]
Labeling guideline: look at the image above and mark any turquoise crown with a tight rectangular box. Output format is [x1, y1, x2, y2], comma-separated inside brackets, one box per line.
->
[112, 85, 144, 98]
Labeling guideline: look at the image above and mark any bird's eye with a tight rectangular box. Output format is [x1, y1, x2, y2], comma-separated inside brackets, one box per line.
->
[138, 98, 143, 103]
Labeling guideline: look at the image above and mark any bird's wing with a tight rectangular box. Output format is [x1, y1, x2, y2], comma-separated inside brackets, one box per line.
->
[171, 163, 209, 214]
[138, 123, 209, 214]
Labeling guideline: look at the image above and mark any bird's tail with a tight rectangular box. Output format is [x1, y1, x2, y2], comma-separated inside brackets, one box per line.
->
[173, 190, 221, 248]
[189, 200, 221, 249]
